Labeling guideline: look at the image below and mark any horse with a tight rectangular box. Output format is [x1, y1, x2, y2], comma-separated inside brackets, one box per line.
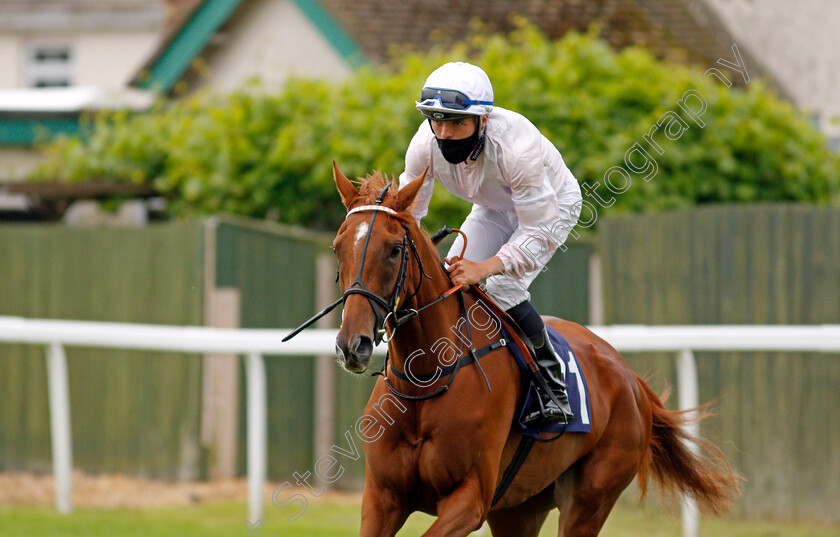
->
[329, 162, 741, 537]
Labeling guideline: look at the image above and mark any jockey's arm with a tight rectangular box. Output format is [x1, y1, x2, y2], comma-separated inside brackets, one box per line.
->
[445, 255, 505, 286]
[494, 133, 564, 279]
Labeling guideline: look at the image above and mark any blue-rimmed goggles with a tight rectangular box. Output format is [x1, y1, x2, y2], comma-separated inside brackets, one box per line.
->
[417, 87, 493, 112]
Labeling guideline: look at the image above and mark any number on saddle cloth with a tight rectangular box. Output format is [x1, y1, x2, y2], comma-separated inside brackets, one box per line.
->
[470, 285, 592, 438]
[514, 325, 592, 438]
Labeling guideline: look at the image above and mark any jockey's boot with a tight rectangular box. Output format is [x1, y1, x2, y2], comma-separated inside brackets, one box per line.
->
[522, 327, 575, 425]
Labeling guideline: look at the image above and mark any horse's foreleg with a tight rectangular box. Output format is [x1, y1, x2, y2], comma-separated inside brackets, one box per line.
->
[420, 476, 489, 537]
[359, 483, 409, 537]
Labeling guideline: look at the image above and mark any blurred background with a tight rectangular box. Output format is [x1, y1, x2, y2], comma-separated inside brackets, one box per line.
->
[0, 1, 838, 536]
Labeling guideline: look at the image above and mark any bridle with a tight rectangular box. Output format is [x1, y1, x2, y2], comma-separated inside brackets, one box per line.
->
[284, 184, 501, 403]
[341, 183, 425, 345]
[283, 182, 440, 345]
[282, 182, 466, 347]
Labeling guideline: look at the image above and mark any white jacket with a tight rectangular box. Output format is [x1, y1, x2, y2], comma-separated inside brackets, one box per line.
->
[398, 107, 579, 278]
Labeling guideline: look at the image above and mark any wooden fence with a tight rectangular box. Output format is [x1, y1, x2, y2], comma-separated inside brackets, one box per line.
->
[599, 204, 840, 522]
[0, 216, 594, 485]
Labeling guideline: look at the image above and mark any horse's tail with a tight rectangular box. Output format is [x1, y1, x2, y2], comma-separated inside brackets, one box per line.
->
[634, 374, 742, 515]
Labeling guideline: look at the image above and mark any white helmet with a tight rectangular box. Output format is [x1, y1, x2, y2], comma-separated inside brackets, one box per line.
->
[415, 62, 494, 120]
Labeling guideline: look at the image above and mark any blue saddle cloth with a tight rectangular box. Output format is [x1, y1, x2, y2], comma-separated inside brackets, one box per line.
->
[503, 324, 592, 440]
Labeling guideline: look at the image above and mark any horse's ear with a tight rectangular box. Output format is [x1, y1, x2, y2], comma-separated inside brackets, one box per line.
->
[395, 166, 429, 213]
[333, 161, 358, 209]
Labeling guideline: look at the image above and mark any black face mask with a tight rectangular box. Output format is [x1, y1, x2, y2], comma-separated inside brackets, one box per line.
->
[431, 120, 484, 164]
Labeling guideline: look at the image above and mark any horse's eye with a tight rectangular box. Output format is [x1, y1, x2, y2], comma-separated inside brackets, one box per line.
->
[390, 244, 402, 259]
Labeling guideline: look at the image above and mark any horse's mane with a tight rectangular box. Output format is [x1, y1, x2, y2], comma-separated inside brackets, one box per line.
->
[351, 171, 440, 262]
[354, 170, 400, 208]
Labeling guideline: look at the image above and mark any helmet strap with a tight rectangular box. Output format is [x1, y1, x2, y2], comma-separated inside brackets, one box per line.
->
[469, 116, 486, 161]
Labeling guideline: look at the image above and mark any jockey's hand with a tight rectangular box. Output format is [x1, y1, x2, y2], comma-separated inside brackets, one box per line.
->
[445, 256, 504, 286]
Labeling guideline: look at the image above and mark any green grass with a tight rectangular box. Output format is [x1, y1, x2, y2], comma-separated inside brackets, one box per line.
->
[1, 499, 837, 537]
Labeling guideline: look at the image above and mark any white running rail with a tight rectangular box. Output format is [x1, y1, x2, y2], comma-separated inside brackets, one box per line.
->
[1, 316, 839, 536]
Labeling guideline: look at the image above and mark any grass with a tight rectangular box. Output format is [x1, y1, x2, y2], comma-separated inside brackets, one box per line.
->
[1, 497, 838, 537]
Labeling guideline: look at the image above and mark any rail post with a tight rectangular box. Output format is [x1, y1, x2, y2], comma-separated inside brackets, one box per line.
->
[46, 342, 73, 514]
[677, 348, 700, 537]
[246, 352, 267, 523]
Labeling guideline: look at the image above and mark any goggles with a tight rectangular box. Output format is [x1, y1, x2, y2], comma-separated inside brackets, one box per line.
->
[418, 87, 493, 111]
[419, 110, 475, 121]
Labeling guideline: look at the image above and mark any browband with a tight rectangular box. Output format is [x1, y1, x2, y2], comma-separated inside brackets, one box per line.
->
[346, 205, 399, 218]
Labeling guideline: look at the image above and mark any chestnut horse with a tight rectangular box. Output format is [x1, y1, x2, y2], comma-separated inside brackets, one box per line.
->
[330, 163, 740, 537]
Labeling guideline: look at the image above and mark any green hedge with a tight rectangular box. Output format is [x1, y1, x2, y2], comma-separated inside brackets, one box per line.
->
[32, 22, 840, 232]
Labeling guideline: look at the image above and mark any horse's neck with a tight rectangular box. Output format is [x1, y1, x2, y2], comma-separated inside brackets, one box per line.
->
[389, 230, 466, 363]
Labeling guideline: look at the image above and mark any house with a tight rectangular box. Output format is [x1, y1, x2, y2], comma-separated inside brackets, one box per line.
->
[2, 0, 837, 195]
[131, 0, 361, 94]
[0, 0, 165, 180]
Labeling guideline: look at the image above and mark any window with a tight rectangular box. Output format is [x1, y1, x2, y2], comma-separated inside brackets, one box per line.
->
[25, 42, 74, 88]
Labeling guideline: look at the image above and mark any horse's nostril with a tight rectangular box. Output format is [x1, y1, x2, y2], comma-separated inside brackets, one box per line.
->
[353, 335, 373, 360]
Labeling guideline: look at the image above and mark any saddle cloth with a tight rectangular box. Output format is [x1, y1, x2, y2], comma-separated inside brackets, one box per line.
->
[502, 324, 592, 439]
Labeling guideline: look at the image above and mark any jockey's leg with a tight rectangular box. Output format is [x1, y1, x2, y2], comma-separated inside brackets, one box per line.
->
[449, 198, 579, 424]
[506, 300, 574, 424]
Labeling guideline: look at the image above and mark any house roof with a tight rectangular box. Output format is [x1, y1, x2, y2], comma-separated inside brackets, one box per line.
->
[131, 0, 363, 93]
[319, 0, 771, 82]
[0, 0, 164, 30]
[132, 0, 775, 96]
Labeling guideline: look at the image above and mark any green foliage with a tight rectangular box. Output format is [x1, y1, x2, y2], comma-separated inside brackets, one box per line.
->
[32, 23, 840, 231]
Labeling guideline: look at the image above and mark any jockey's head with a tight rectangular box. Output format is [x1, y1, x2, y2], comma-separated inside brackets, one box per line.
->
[415, 62, 494, 163]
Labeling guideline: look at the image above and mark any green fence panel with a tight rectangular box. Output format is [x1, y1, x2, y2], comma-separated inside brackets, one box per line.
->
[529, 241, 591, 324]
[599, 204, 840, 522]
[0, 222, 204, 478]
[214, 217, 331, 481]
[332, 372, 378, 489]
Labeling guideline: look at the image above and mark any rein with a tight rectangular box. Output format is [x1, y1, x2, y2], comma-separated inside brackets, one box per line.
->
[284, 187, 497, 398]
[374, 289, 496, 400]
[281, 195, 467, 345]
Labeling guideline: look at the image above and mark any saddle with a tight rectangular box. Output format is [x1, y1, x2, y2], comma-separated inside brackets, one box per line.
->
[469, 284, 591, 439]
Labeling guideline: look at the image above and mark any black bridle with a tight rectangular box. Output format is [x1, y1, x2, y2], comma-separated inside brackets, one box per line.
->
[282, 183, 432, 344]
[342, 184, 414, 345]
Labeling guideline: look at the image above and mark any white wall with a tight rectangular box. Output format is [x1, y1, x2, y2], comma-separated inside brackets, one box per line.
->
[0, 147, 44, 180]
[0, 30, 160, 90]
[703, 0, 840, 123]
[75, 31, 161, 89]
[0, 37, 23, 88]
[193, 0, 352, 93]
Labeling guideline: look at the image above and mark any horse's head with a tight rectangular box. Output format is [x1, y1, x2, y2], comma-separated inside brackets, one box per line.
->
[331, 162, 427, 373]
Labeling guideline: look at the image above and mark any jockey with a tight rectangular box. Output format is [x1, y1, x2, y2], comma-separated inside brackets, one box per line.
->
[398, 61, 583, 424]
